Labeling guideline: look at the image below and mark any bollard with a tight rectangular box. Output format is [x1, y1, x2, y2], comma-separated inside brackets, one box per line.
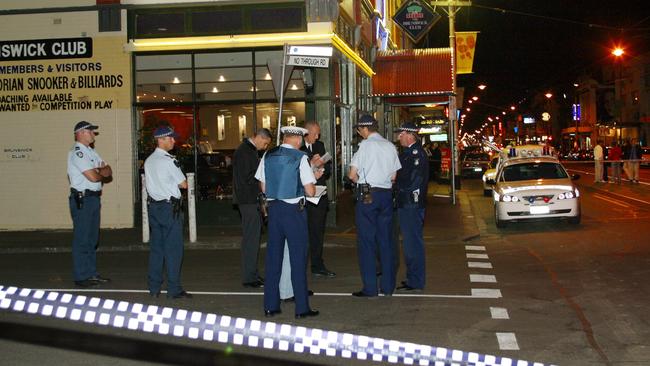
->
[141, 174, 149, 243]
[187, 173, 197, 243]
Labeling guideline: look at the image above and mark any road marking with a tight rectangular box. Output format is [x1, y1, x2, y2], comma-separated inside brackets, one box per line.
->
[467, 253, 489, 259]
[593, 193, 632, 208]
[496, 332, 520, 350]
[490, 307, 510, 319]
[470, 274, 497, 283]
[465, 245, 486, 251]
[471, 288, 502, 298]
[36, 288, 501, 299]
[468, 261, 493, 269]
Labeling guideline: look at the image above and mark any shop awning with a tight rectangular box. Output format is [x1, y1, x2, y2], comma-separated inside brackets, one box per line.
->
[371, 48, 453, 99]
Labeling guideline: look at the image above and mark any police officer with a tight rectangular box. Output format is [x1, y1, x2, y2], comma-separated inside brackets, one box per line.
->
[395, 123, 429, 292]
[348, 114, 401, 297]
[255, 126, 321, 318]
[144, 126, 192, 299]
[67, 121, 113, 287]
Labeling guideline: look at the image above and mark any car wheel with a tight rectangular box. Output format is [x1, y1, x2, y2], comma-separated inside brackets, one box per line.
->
[495, 205, 506, 228]
[483, 189, 491, 197]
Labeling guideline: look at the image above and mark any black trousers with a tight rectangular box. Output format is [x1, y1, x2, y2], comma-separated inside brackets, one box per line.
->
[306, 195, 328, 271]
[239, 203, 262, 283]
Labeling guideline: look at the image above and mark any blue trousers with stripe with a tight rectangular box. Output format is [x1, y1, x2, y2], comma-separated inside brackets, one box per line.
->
[69, 195, 101, 281]
[148, 201, 184, 297]
[355, 190, 396, 295]
[264, 200, 310, 315]
[398, 207, 426, 289]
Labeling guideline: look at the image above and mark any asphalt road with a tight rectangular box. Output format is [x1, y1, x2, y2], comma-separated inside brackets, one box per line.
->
[2, 176, 650, 366]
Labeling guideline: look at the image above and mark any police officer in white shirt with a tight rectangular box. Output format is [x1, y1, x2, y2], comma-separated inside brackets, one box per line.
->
[255, 126, 322, 319]
[67, 121, 113, 287]
[348, 114, 401, 298]
[144, 126, 191, 299]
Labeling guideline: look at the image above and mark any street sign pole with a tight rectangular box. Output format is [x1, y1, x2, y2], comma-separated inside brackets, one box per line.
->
[276, 43, 288, 145]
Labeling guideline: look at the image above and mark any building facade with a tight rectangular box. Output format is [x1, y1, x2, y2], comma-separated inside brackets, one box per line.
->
[0, 0, 396, 230]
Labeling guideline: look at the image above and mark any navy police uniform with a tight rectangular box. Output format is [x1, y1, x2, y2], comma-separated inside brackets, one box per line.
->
[67, 121, 110, 286]
[144, 126, 190, 298]
[255, 126, 317, 317]
[349, 115, 401, 297]
[395, 123, 429, 290]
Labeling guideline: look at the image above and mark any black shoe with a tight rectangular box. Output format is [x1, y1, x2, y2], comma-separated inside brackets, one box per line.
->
[88, 275, 111, 284]
[171, 291, 193, 299]
[256, 275, 265, 283]
[265, 309, 281, 318]
[352, 291, 377, 298]
[243, 280, 264, 288]
[295, 309, 319, 319]
[380, 291, 393, 297]
[396, 284, 422, 292]
[74, 279, 99, 287]
[312, 268, 336, 278]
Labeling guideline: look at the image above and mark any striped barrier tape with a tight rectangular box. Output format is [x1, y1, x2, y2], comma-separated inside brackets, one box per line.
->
[0, 285, 555, 366]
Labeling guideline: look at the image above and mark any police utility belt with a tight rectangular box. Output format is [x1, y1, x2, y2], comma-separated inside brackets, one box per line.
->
[147, 196, 183, 217]
[268, 197, 306, 211]
[355, 183, 391, 204]
[70, 188, 101, 209]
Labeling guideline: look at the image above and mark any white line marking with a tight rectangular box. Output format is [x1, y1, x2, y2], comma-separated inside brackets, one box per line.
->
[466, 253, 489, 259]
[471, 289, 502, 298]
[470, 274, 497, 283]
[593, 193, 631, 208]
[490, 307, 510, 319]
[467, 262, 493, 269]
[496, 332, 520, 350]
[465, 245, 486, 251]
[36, 289, 497, 299]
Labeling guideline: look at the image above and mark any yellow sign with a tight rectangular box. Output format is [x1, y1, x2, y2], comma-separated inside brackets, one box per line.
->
[456, 31, 478, 74]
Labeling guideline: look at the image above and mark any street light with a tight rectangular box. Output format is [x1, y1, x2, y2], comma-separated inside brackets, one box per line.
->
[478, 84, 487, 90]
[612, 47, 624, 57]
[545, 92, 553, 99]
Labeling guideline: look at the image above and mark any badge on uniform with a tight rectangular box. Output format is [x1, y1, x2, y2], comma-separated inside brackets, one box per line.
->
[76, 151, 84, 158]
[414, 158, 419, 166]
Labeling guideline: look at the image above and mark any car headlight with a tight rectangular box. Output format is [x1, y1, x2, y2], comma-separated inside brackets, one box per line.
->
[502, 195, 519, 202]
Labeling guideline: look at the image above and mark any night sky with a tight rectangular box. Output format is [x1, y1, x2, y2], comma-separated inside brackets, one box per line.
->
[419, 0, 650, 130]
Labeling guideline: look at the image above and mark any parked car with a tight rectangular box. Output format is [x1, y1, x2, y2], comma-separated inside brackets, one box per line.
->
[488, 146, 580, 228]
[462, 152, 490, 178]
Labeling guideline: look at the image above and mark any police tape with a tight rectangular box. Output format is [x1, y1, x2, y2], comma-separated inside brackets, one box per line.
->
[0, 286, 554, 366]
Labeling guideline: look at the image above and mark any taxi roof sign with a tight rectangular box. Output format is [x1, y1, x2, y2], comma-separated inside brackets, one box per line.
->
[500, 144, 554, 160]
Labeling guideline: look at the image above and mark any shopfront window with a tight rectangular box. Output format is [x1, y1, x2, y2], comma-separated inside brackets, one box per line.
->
[134, 50, 306, 203]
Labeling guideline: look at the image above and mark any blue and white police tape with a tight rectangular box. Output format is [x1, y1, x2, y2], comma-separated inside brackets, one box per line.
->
[0, 286, 554, 366]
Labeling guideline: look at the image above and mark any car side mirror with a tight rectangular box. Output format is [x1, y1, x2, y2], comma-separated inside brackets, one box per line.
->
[486, 179, 496, 185]
[571, 174, 580, 181]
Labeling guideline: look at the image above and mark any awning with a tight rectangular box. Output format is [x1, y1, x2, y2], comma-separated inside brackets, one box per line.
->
[371, 48, 453, 99]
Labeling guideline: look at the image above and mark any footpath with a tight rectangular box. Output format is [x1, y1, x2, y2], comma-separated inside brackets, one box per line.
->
[0, 183, 480, 254]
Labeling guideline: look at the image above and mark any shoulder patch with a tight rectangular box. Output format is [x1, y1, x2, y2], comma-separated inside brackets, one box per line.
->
[76, 151, 84, 158]
[75, 146, 81, 150]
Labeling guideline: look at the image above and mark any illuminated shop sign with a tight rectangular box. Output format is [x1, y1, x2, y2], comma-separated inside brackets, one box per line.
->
[0, 38, 92, 61]
[392, 0, 440, 42]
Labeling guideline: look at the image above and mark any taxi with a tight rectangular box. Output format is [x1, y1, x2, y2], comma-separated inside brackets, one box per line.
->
[481, 156, 500, 196]
[485, 145, 581, 228]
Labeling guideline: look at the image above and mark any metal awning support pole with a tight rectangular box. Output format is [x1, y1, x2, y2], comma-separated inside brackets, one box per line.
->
[276, 43, 288, 145]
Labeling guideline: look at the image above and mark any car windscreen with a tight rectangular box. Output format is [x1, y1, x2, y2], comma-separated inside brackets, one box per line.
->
[501, 162, 568, 181]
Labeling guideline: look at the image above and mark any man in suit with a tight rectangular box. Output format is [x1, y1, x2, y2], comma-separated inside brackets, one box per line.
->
[301, 121, 336, 278]
[233, 128, 272, 288]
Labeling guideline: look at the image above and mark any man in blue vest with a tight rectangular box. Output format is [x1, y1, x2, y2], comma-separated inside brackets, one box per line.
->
[348, 114, 401, 298]
[395, 122, 429, 292]
[255, 126, 322, 319]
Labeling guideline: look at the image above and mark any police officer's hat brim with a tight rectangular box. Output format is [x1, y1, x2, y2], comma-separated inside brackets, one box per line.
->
[74, 121, 99, 133]
[280, 126, 308, 136]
